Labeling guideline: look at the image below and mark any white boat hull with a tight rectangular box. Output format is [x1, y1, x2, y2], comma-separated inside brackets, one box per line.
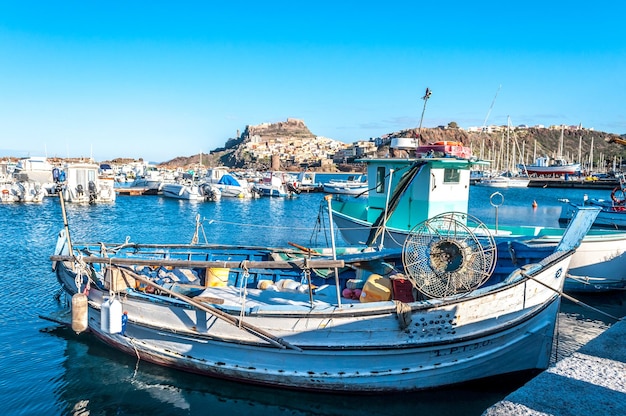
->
[474, 180, 509, 188]
[323, 184, 369, 195]
[61, 164, 116, 203]
[56, 255, 567, 392]
[525, 165, 581, 176]
[0, 181, 46, 203]
[161, 183, 203, 200]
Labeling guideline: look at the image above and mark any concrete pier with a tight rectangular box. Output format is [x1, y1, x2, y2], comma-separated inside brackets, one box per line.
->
[483, 319, 626, 415]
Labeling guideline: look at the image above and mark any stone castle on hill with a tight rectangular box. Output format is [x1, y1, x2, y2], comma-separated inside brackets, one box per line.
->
[165, 118, 626, 172]
[205, 118, 368, 171]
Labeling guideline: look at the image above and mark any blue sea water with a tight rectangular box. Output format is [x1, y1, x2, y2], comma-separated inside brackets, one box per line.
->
[1, 187, 624, 416]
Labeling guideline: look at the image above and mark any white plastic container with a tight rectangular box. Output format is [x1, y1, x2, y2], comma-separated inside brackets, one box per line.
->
[101, 296, 123, 334]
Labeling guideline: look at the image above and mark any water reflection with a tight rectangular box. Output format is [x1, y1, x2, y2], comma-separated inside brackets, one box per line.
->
[48, 326, 531, 416]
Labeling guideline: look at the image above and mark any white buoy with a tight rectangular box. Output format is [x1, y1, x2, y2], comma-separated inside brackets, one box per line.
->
[101, 296, 123, 334]
[71, 293, 88, 334]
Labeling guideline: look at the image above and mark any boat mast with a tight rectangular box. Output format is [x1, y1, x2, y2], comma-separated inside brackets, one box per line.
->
[482, 84, 501, 130]
[414, 87, 432, 152]
[589, 137, 594, 173]
[480, 85, 501, 174]
[578, 135, 582, 170]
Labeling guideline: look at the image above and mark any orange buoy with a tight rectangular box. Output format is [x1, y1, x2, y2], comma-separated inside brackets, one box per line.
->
[532, 200, 538, 209]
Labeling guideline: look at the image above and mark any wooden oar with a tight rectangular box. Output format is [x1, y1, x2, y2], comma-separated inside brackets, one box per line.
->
[287, 241, 321, 255]
[117, 267, 303, 351]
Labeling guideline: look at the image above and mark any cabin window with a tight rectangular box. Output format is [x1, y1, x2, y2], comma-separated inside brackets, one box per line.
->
[443, 168, 460, 184]
[376, 167, 385, 193]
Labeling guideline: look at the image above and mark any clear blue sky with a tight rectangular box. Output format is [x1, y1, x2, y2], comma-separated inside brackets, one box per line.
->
[1, 2, 624, 162]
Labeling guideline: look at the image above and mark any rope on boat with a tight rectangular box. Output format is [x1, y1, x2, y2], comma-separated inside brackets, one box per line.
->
[521, 271, 623, 322]
[73, 253, 92, 294]
[191, 214, 209, 245]
[128, 338, 142, 378]
[394, 300, 412, 330]
[565, 273, 626, 291]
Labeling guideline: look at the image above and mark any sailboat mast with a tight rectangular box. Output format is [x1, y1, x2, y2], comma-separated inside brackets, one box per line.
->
[506, 116, 511, 172]
[578, 136, 582, 168]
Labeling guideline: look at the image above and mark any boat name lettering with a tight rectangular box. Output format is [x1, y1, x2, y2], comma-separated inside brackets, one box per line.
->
[433, 340, 492, 357]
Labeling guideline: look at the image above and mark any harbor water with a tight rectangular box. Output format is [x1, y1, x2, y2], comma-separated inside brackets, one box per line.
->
[1, 186, 625, 416]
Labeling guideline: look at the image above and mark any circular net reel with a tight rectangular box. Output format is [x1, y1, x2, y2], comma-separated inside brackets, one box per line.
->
[402, 212, 497, 298]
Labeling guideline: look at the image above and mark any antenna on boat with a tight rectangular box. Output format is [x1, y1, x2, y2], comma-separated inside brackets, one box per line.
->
[414, 88, 432, 152]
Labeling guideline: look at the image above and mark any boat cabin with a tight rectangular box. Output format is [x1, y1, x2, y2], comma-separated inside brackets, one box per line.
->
[361, 157, 484, 231]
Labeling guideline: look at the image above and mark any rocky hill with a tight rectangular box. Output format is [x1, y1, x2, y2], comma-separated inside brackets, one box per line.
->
[158, 119, 626, 171]
[390, 126, 625, 167]
[161, 118, 330, 170]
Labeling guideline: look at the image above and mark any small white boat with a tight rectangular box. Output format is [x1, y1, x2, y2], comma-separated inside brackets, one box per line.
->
[161, 181, 220, 201]
[0, 180, 46, 203]
[124, 166, 168, 195]
[253, 172, 299, 197]
[474, 173, 529, 188]
[203, 168, 254, 198]
[523, 157, 581, 176]
[294, 171, 322, 192]
[523, 127, 581, 177]
[323, 174, 368, 195]
[474, 175, 511, 188]
[57, 162, 116, 204]
[13, 156, 55, 185]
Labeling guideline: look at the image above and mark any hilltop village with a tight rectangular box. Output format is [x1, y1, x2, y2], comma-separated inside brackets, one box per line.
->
[154, 118, 626, 174]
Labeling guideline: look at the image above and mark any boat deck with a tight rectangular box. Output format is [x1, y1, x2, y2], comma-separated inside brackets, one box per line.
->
[199, 284, 363, 312]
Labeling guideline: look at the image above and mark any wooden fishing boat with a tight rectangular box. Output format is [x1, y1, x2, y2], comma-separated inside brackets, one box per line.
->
[329, 154, 626, 292]
[49, 164, 598, 391]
